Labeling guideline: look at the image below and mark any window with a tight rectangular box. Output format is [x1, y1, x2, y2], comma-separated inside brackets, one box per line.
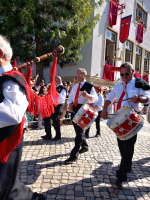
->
[125, 40, 133, 63]
[136, 4, 147, 29]
[144, 51, 149, 71]
[135, 46, 142, 70]
[105, 29, 117, 66]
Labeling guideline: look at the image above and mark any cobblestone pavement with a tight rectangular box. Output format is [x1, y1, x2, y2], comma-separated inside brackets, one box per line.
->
[20, 117, 150, 200]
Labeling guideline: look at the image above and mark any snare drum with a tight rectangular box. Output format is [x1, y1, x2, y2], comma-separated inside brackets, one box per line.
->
[146, 104, 150, 123]
[107, 105, 144, 140]
[72, 104, 98, 130]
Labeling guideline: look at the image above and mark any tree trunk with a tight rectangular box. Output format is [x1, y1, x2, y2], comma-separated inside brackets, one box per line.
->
[35, 32, 43, 81]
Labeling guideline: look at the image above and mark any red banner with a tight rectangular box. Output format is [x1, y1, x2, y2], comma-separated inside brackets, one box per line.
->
[120, 15, 132, 43]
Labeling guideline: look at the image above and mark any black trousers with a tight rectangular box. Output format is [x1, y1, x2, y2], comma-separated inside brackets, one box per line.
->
[70, 104, 88, 159]
[0, 148, 33, 200]
[116, 134, 137, 182]
[85, 111, 101, 137]
[44, 104, 64, 138]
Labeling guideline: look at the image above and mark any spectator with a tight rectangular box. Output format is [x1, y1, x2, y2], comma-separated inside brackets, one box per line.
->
[38, 79, 45, 91]
[31, 78, 39, 94]
[105, 56, 111, 65]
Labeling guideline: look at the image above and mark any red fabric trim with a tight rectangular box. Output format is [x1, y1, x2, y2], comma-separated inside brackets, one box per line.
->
[136, 24, 143, 43]
[12, 60, 17, 68]
[103, 64, 114, 81]
[0, 117, 24, 164]
[26, 61, 33, 87]
[3, 68, 58, 119]
[50, 56, 59, 106]
[109, 0, 118, 28]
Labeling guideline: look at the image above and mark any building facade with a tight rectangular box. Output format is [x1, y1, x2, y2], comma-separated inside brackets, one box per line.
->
[42, 0, 150, 86]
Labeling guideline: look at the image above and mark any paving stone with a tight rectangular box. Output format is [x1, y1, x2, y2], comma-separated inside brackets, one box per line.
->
[20, 122, 150, 199]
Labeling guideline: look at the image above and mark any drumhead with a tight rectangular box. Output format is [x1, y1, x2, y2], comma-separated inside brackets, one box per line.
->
[107, 105, 131, 128]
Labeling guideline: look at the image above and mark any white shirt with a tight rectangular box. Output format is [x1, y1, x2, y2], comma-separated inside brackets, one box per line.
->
[0, 64, 29, 128]
[92, 94, 104, 112]
[106, 78, 150, 112]
[68, 80, 98, 104]
[57, 84, 66, 104]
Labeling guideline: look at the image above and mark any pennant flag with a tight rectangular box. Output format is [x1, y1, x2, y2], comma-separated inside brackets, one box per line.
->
[119, 15, 132, 43]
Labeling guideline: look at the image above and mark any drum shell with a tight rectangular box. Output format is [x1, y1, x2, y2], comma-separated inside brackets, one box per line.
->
[107, 105, 144, 140]
[72, 104, 98, 130]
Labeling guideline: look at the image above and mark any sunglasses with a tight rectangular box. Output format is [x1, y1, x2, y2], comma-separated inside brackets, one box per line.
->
[120, 73, 130, 76]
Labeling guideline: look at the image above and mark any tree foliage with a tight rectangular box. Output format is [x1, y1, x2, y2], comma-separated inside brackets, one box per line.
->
[0, 0, 104, 71]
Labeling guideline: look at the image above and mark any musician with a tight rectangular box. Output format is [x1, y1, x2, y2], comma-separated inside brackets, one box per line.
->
[85, 85, 104, 138]
[41, 76, 66, 140]
[64, 68, 98, 165]
[101, 62, 150, 187]
[0, 35, 45, 199]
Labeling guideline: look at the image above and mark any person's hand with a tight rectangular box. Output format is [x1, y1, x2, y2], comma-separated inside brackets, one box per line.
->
[81, 91, 89, 98]
[131, 95, 139, 104]
[68, 103, 73, 112]
[101, 110, 108, 119]
[36, 74, 39, 78]
[73, 77, 76, 83]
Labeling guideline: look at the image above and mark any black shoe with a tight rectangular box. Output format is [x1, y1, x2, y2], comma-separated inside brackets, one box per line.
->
[52, 136, 61, 141]
[32, 192, 46, 200]
[95, 134, 100, 137]
[41, 135, 52, 140]
[114, 179, 124, 187]
[64, 157, 77, 165]
[79, 148, 88, 154]
[85, 135, 89, 138]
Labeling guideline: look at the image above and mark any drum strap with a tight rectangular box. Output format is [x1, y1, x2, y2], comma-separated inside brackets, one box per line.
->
[116, 82, 128, 110]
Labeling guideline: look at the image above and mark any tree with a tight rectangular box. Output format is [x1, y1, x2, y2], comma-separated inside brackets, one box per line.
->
[0, 0, 104, 78]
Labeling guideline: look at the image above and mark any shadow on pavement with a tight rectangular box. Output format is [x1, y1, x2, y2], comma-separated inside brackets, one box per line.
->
[19, 155, 150, 199]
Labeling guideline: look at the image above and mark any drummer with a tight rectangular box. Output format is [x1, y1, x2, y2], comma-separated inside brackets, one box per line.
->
[64, 68, 98, 165]
[101, 62, 150, 187]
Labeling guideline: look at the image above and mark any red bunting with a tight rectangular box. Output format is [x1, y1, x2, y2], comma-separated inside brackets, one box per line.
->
[103, 64, 114, 82]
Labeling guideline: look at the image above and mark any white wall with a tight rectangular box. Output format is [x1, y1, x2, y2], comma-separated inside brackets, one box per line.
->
[91, 0, 150, 79]
[39, 0, 150, 81]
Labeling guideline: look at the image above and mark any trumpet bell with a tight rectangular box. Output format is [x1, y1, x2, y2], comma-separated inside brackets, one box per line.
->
[55, 45, 65, 54]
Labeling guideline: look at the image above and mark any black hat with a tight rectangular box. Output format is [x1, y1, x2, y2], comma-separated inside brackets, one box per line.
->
[40, 79, 44, 83]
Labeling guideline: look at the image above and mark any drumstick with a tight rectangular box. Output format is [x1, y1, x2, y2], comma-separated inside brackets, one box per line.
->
[113, 95, 143, 104]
